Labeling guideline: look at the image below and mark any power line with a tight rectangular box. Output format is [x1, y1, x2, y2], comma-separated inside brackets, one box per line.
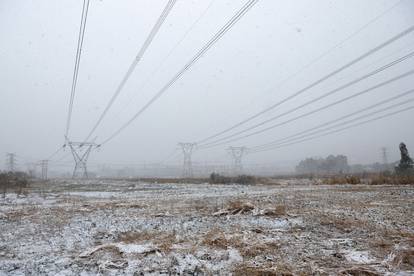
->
[98, 0, 259, 146]
[159, 148, 179, 165]
[51, 151, 72, 163]
[46, 146, 64, 161]
[250, 88, 414, 151]
[113, 0, 216, 121]
[199, 59, 414, 149]
[216, 0, 404, 130]
[84, 0, 177, 141]
[251, 94, 414, 152]
[250, 105, 414, 154]
[65, 0, 90, 140]
[199, 51, 414, 147]
[202, 69, 414, 148]
[197, 24, 414, 144]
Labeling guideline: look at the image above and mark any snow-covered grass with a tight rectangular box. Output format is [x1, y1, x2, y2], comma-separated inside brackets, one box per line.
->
[0, 179, 413, 275]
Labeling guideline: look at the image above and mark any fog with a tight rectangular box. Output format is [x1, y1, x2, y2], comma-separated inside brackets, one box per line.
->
[1, 0, 414, 175]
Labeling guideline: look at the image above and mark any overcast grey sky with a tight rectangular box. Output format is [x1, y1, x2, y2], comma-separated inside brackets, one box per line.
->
[1, 0, 414, 171]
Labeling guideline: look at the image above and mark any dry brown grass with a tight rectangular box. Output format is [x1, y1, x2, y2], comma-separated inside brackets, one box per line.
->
[117, 231, 157, 244]
[191, 199, 213, 213]
[127, 177, 209, 184]
[201, 228, 229, 249]
[214, 200, 256, 216]
[369, 175, 414, 185]
[389, 248, 414, 270]
[319, 216, 367, 233]
[238, 242, 280, 258]
[369, 238, 394, 255]
[260, 205, 287, 217]
[233, 262, 293, 276]
[323, 176, 361, 185]
[227, 200, 255, 214]
[339, 267, 380, 276]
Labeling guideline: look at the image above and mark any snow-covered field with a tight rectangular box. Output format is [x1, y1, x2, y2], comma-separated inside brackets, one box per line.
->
[0, 179, 413, 275]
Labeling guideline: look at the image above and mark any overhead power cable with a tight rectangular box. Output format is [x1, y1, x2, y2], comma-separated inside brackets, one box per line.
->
[196, 24, 414, 144]
[250, 105, 414, 153]
[65, 0, 90, 140]
[219, 0, 404, 129]
[250, 88, 414, 152]
[251, 91, 414, 152]
[98, 0, 259, 146]
[113, 0, 216, 120]
[159, 148, 179, 165]
[66, 0, 89, 139]
[199, 68, 414, 149]
[51, 151, 72, 163]
[46, 146, 65, 160]
[252, 98, 414, 152]
[84, 0, 177, 141]
[198, 51, 414, 148]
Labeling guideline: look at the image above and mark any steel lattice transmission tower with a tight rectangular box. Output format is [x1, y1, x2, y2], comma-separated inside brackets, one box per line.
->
[66, 141, 98, 178]
[381, 147, 388, 165]
[179, 143, 196, 178]
[5, 153, 16, 172]
[227, 147, 247, 175]
[40, 160, 48, 180]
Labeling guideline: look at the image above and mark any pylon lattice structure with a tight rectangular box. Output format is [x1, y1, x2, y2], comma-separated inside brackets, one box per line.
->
[179, 143, 196, 178]
[67, 141, 97, 178]
[40, 160, 48, 180]
[227, 147, 247, 175]
[5, 153, 16, 172]
[381, 147, 388, 164]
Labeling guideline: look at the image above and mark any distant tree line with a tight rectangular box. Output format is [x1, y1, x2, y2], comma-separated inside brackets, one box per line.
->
[295, 155, 349, 175]
[0, 171, 29, 197]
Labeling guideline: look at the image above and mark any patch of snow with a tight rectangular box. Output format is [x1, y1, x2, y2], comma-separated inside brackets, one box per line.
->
[344, 250, 376, 264]
[117, 243, 156, 254]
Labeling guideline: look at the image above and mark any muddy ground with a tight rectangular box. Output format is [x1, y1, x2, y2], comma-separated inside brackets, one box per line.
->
[0, 179, 413, 275]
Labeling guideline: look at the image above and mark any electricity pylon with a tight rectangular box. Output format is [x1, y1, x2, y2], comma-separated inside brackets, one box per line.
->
[227, 146, 247, 175]
[381, 147, 388, 165]
[66, 140, 98, 178]
[40, 160, 48, 180]
[5, 153, 16, 172]
[179, 143, 196, 178]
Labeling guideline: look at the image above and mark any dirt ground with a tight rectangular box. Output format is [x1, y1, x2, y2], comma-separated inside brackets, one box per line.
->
[0, 179, 413, 275]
